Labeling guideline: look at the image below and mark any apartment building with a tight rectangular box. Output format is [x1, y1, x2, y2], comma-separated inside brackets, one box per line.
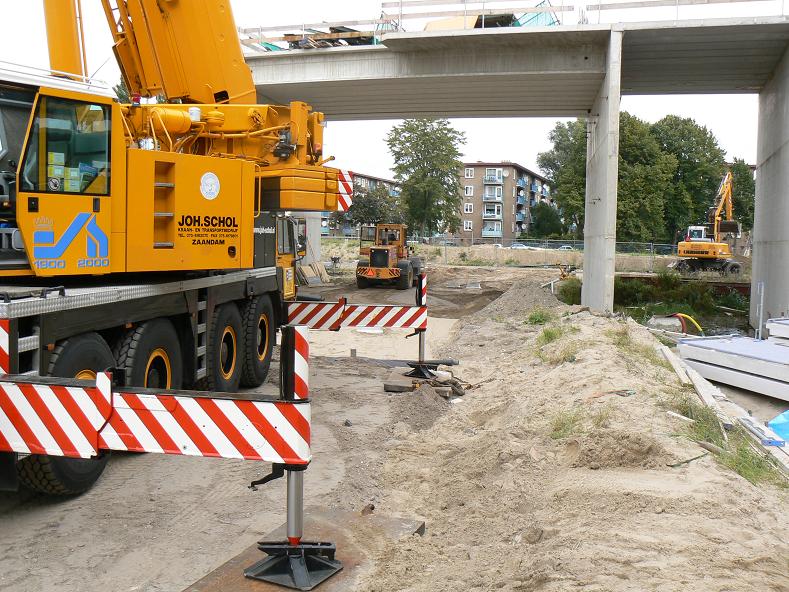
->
[321, 172, 400, 236]
[457, 161, 552, 243]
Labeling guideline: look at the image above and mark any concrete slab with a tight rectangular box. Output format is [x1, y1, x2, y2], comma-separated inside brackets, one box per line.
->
[384, 367, 419, 392]
[182, 509, 425, 592]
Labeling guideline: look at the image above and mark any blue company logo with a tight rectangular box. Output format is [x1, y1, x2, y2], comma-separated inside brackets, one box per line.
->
[33, 213, 109, 269]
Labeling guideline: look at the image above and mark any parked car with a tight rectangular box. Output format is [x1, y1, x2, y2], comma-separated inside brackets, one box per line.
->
[510, 242, 528, 249]
[558, 245, 575, 251]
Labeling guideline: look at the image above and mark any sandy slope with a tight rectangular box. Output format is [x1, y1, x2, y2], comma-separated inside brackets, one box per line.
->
[357, 280, 788, 591]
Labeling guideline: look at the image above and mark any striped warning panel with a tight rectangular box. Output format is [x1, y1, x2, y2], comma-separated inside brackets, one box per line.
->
[0, 373, 112, 458]
[293, 326, 309, 400]
[340, 305, 427, 330]
[100, 392, 310, 465]
[0, 319, 9, 375]
[0, 373, 311, 465]
[287, 300, 344, 330]
[337, 170, 353, 212]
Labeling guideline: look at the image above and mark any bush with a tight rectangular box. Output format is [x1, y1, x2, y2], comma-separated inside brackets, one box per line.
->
[527, 307, 554, 325]
[557, 277, 582, 305]
[458, 251, 467, 261]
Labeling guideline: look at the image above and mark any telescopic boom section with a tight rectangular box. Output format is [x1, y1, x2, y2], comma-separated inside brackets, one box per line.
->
[43, 0, 88, 80]
[100, 0, 257, 104]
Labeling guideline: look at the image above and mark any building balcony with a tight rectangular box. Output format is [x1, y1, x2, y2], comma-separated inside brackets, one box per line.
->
[515, 212, 525, 222]
[516, 178, 527, 188]
[531, 183, 539, 192]
[483, 211, 502, 220]
[481, 227, 503, 238]
[482, 194, 502, 202]
[516, 195, 525, 206]
[483, 175, 503, 184]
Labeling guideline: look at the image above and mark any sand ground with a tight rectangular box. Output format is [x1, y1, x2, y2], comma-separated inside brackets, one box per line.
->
[0, 266, 785, 592]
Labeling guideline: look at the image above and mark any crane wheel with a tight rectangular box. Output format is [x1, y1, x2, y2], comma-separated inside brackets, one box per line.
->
[726, 262, 742, 275]
[207, 303, 243, 392]
[114, 319, 183, 389]
[17, 332, 115, 495]
[240, 295, 275, 388]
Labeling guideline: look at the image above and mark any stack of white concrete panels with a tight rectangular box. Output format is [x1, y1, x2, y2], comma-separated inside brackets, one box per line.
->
[766, 318, 789, 343]
[678, 332, 789, 402]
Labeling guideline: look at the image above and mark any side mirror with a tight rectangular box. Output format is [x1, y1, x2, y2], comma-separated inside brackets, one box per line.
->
[297, 234, 307, 258]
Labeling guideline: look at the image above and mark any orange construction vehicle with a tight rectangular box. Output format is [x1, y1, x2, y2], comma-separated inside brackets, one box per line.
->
[0, 0, 342, 494]
[356, 224, 423, 290]
[675, 171, 742, 274]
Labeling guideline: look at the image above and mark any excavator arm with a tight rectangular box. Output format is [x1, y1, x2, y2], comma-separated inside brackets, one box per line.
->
[99, 0, 257, 104]
[711, 171, 735, 242]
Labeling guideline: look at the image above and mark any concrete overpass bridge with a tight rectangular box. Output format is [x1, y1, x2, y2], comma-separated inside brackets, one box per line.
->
[247, 17, 789, 327]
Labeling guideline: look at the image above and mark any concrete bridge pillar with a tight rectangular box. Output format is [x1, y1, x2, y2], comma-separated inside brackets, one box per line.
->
[582, 31, 622, 312]
[751, 45, 789, 329]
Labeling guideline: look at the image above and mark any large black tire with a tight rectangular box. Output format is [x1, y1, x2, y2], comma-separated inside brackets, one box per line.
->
[396, 261, 413, 290]
[240, 295, 275, 388]
[114, 318, 183, 389]
[409, 257, 423, 285]
[725, 261, 742, 275]
[206, 303, 243, 392]
[356, 274, 370, 289]
[17, 332, 114, 495]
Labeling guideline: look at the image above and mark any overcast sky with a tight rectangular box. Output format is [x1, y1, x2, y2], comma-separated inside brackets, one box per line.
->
[0, 1, 780, 179]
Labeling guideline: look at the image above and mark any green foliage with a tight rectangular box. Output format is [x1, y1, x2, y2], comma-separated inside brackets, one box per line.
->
[526, 307, 554, 325]
[730, 158, 755, 230]
[557, 277, 582, 305]
[537, 120, 587, 237]
[387, 119, 466, 235]
[617, 113, 677, 242]
[345, 183, 406, 227]
[651, 115, 726, 240]
[549, 407, 584, 439]
[114, 80, 130, 103]
[530, 202, 563, 238]
[536, 325, 565, 346]
[458, 251, 467, 261]
[718, 289, 748, 311]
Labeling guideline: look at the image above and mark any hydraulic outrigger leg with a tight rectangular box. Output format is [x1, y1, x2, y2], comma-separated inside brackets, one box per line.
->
[244, 325, 342, 591]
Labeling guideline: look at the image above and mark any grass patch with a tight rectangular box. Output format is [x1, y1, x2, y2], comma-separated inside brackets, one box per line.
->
[606, 324, 671, 370]
[665, 394, 787, 488]
[527, 307, 555, 325]
[557, 277, 582, 305]
[550, 407, 585, 439]
[456, 257, 494, 266]
[504, 257, 518, 266]
[591, 404, 614, 429]
[536, 325, 565, 347]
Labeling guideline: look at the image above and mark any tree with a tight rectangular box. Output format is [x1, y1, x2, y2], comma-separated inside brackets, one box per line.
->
[342, 182, 406, 228]
[730, 158, 755, 230]
[537, 120, 586, 238]
[538, 114, 677, 242]
[650, 115, 726, 239]
[616, 112, 677, 242]
[530, 202, 563, 237]
[386, 119, 465, 235]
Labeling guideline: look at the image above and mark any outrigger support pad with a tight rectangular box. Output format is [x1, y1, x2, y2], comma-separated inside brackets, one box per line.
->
[244, 541, 342, 591]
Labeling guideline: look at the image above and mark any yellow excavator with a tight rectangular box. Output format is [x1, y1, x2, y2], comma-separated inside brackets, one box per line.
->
[675, 171, 742, 275]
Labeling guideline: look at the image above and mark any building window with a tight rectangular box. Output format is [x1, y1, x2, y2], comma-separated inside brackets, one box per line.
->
[463, 220, 473, 231]
[464, 203, 473, 214]
[464, 168, 474, 178]
[464, 185, 473, 196]
[485, 167, 502, 180]
[484, 186, 503, 198]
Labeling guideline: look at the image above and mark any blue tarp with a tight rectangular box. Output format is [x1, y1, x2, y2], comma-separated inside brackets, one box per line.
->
[768, 410, 789, 441]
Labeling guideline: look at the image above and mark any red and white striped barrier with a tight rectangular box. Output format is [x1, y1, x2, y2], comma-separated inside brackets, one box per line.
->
[0, 319, 9, 375]
[0, 372, 311, 465]
[337, 170, 353, 212]
[293, 325, 309, 400]
[287, 273, 429, 331]
[287, 299, 345, 331]
[340, 304, 427, 329]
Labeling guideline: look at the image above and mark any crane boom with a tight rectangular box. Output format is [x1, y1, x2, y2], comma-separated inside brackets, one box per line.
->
[100, 0, 257, 104]
[711, 171, 734, 242]
[43, 0, 88, 80]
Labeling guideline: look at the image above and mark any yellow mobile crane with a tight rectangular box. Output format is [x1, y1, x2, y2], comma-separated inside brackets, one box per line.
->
[675, 171, 742, 275]
[0, 0, 342, 494]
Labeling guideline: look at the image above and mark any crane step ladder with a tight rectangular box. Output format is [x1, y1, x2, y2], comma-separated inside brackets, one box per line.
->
[0, 325, 341, 591]
[287, 273, 439, 379]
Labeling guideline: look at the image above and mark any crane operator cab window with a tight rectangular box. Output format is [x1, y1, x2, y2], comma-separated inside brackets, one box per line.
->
[378, 227, 399, 245]
[21, 97, 110, 195]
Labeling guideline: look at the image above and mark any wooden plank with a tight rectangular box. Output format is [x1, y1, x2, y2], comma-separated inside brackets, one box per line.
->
[659, 345, 692, 385]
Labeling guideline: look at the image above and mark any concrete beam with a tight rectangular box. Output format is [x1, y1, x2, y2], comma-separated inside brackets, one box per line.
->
[581, 31, 622, 313]
[751, 44, 789, 328]
[250, 30, 608, 120]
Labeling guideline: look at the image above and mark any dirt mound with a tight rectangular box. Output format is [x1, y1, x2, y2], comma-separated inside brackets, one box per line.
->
[387, 384, 449, 433]
[568, 430, 674, 469]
